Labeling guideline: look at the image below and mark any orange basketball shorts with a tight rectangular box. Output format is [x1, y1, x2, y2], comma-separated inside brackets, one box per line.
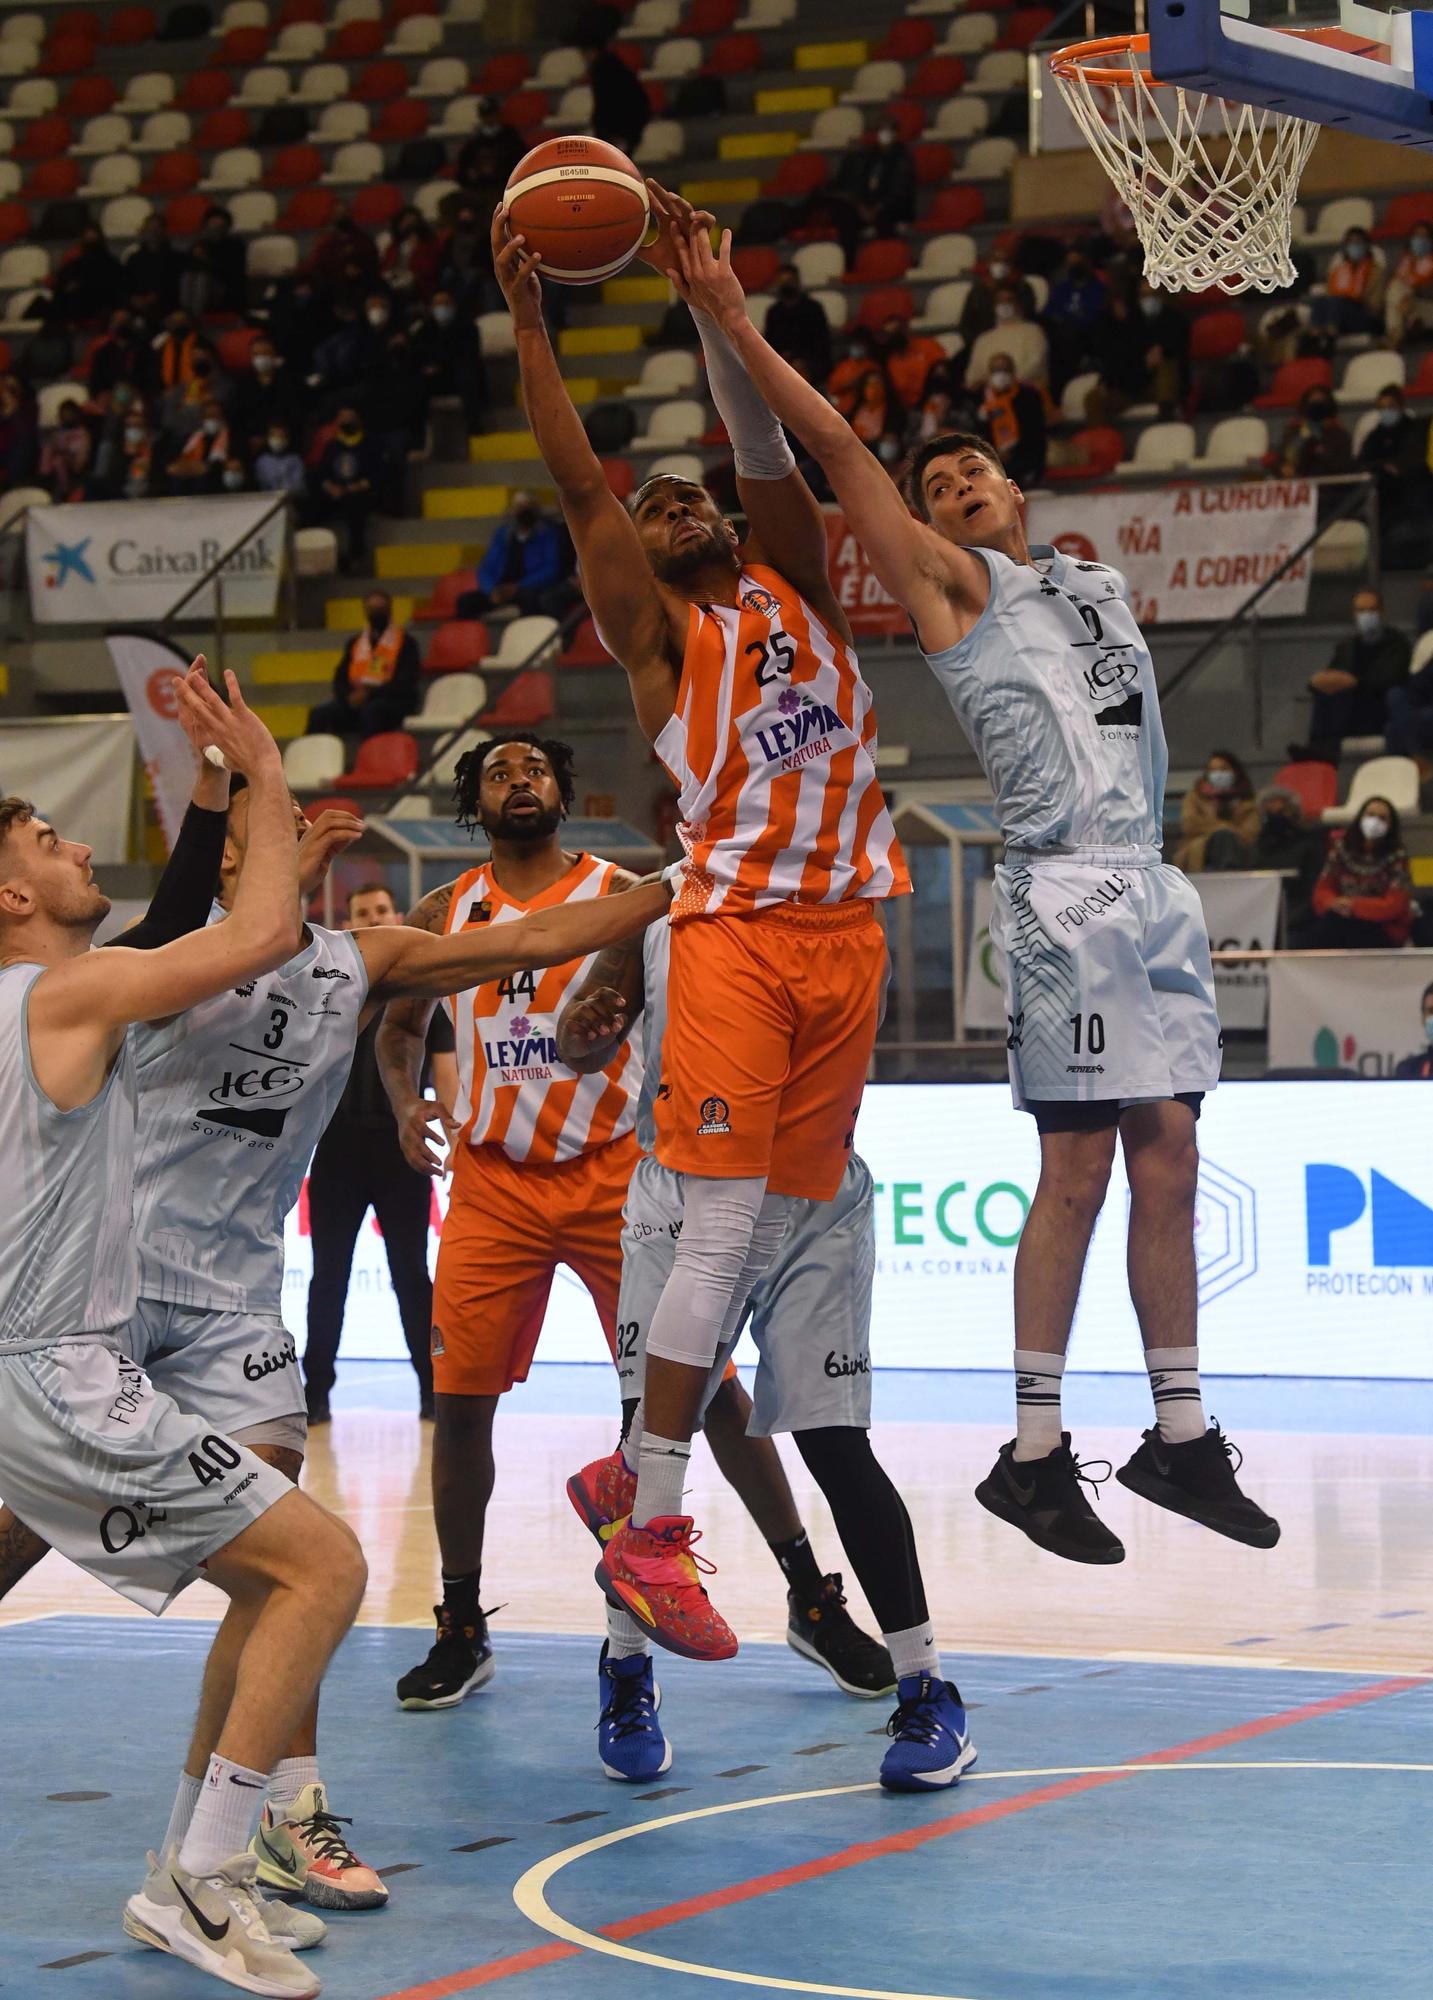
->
[653, 900, 886, 1203]
[430, 1131, 639, 1397]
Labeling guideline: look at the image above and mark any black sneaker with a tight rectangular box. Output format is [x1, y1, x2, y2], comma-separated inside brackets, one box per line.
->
[395, 1602, 496, 1709]
[418, 1395, 435, 1422]
[306, 1398, 331, 1427]
[1117, 1423, 1280, 1549]
[786, 1574, 896, 1699]
[975, 1435, 1125, 1564]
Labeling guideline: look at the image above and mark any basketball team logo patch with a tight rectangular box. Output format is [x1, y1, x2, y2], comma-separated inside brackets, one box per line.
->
[430, 1324, 445, 1358]
[696, 1095, 731, 1136]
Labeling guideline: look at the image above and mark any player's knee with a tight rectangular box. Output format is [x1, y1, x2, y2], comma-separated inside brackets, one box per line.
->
[432, 1392, 496, 1445]
[1133, 1131, 1200, 1214]
[1042, 1138, 1116, 1220]
[301, 1509, 367, 1622]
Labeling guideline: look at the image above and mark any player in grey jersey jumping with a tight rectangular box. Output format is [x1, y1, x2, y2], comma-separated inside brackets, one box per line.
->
[664, 215, 1277, 1568]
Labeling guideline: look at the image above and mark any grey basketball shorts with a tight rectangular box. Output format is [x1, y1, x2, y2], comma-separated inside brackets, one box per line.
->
[128, 1299, 308, 1442]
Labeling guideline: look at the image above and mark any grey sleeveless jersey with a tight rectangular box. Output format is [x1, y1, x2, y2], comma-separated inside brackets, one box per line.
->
[0, 962, 138, 1352]
[131, 913, 369, 1312]
[922, 546, 1168, 855]
[634, 920, 670, 1157]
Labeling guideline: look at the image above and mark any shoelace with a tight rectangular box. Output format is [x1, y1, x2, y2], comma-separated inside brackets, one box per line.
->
[432, 1600, 503, 1646]
[1062, 1449, 1114, 1505]
[598, 1668, 660, 1742]
[885, 1677, 948, 1748]
[1208, 1420, 1243, 1473]
[282, 1805, 363, 1873]
[649, 1520, 717, 1577]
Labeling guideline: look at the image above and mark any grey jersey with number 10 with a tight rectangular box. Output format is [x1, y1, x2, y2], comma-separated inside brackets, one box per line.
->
[0, 963, 138, 1353]
[130, 913, 369, 1313]
[922, 545, 1168, 856]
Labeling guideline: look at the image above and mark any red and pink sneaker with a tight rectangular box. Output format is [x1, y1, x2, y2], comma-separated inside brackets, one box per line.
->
[567, 1446, 637, 1544]
[598, 1515, 738, 1662]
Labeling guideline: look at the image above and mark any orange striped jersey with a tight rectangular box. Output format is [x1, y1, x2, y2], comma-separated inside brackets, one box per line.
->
[653, 563, 909, 922]
[443, 853, 639, 1165]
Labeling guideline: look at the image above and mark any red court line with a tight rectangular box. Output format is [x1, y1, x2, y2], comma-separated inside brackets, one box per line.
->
[379, 1672, 1427, 2000]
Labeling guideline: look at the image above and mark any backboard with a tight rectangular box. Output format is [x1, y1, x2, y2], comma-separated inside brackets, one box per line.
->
[1148, 0, 1433, 149]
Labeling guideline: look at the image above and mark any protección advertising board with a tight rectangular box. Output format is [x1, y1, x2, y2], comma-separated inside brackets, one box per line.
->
[280, 1081, 1433, 1380]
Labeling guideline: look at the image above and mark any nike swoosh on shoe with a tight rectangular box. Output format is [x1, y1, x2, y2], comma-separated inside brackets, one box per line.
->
[173, 1879, 229, 1943]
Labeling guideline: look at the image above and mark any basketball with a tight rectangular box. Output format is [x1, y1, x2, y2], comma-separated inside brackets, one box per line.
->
[502, 136, 650, 286]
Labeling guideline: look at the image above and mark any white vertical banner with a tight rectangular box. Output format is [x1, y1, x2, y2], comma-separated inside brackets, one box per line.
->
[964, 875, 1006, 1031]
[105, 631, 197, 851]
[0, 718, 135, 863]
[1190, 871, 1283, 1031]
[1268, 950, 1433, 1073]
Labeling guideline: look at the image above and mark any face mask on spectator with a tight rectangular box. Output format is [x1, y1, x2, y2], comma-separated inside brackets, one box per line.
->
[1378, 404, 1402, 427]
[1355, 608, 1383, 639]
[995, 300, 1016, 323]
[367, 604, 389, 633]
[1140, 294, 1160, 318]
[989, 259, 1010, 281]
[1206, 766, 1234, 792]
[222, 469, 245, 490]
[1360, 812, 1389, 843]
[989, 367, 1013, 392]
[125, 425, 145, 448]
[1344, 237, 1368, 262]
[1413, 232, 1432, 256]
[434, 303, 455, 325]
[1423, 1015, 1433, 1045]
[367, 308, 389, 329]
[877, 436, 901, 464]
[877, 124, 897, 146]
[253, 352, 276, 375]
[267, 432, 287, 453]
[1305, 397, 1334, 423]
[192, 359, 212, 380]
[202, 416, 221, 436]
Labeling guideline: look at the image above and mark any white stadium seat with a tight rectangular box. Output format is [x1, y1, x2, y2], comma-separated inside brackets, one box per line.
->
[228, 189, 279, 232]
[634, 118, 683, 164]
[737, 0, 797, 25]
[388, 14, 442, 53]
[274, 23, 325, 62]
[0, 245, 51, 290]
[221, 1, 270, 28]
[417, 58, 469, 99]
[792, 241, 844, 288]
[293, 527, 338, 576]
[80, 153, 142, 199]
[117, 73, 175, 114]
[646, 37, 702, 79]
[1060, 371, 1099, 422]
[625, 351, 699, 399]
[476, 309, 517, 356]
[1308, 196, 1375, 245]
[37, 380, 87, 429]
[1322, 754, 1421, 825]
[405, 673, 488, 732]
[316, 100, 369, 143]
[537, 47, 587, 89]
[632, 399, 706, 451]
[960, 136, 1018, 178]
[931, 97, 989, 140]
[913, 233, 977, 280]
[913, 279, 972, 333]
[334, 0, 381, 21]
[645, 452, 705, 484]
[809, 285, 847, 328]
[547, 85, 593, 127]
[134, 110, 190, 152]
[295, 64, 349, 105]
[0, 15, 45, 44]
[325, 141, 385, 186]
[1337, 350, 1405, 404]
[843, 60, 904, 105]
[101, 196, 153, 241]
[971, 52, 1026, 92]
[283, 734, 345, 789]
[8, 79, 58, 118]
[0, 41, 40, 79]
[1115, 422, 1198, 475]
[940, 11, 998, 54]
[493, 616, 560, 668]
[77, 115, 136, 160]
[247, 233, 299, 277]
[235, 67, 291, 108]
[429, 729, 488, 789]
[201, 148, 263, 192]
[801, 105, 862, 152]
[629, 0, 680, 35]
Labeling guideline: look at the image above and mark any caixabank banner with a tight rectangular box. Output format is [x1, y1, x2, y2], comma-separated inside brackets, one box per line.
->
[279, 1083, 1433, 1379]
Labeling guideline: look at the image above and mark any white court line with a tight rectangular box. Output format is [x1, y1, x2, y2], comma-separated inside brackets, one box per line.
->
[512, 1760, 1433, 2000]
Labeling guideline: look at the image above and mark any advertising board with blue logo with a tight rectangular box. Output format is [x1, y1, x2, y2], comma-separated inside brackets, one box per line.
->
[280, 1081, 1433, 1379]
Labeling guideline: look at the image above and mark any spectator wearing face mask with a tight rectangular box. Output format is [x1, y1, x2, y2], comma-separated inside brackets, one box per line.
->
[89, 311, 154, 404]
[967, 287, 1049, 391]
[1268, 385, 1353, 482]
[878, 314, 946, 409]
[1174, 750, 1259, 873]
[1312, 229, 1385, 337]
[1135, 280, 1191, 413]
[219, 455, 249, 494]
[976, 353, 1046, 488]
[1358, 385, 1433, 568]
[834, 118, 917, 248]
[1392, 981, 1433, 1078]
[410, 290, 490, 433]
[230, 336, 299, 457]
[1385, 226, 1433, 344]
[1296, 797, 1413, 948]
[827, 329, 879, 410]
[914, 361, 979, 446]
[255, 423, 307, 496]
[841, 365, 902, 456]
[382, 206, 441, 301]
[457, 491, 566, 619]
[114, 415, 160, 500]
[1251, 783, 1322, 930]
[309, 590, 422, 741]
[1292, 588, 1411, 766]
[166, 398, 231, 490]
[315, 406, 381, 573]
[959, 253, 1038, 352]
[38, 398, 93, 504]
[764, 264, 832, 389]
[158, 339, 232, 449]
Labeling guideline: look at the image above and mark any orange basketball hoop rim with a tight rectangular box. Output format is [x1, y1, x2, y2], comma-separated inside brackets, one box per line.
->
[1049, 31, 1164, 89]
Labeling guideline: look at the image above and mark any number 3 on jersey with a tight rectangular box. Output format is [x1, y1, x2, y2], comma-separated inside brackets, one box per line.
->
[497, 969, 538, 1002]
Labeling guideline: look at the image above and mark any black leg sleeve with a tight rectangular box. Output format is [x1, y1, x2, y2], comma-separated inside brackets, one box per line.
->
[794, 1427, 929, 1635]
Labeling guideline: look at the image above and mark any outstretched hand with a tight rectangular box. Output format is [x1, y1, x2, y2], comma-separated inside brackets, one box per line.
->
[172, 666, 282, 781]
[490, 207, 545, 330]
[639, 180, 717, 283]
[297, 806, 365, 898]
[668, 219, 747, 334]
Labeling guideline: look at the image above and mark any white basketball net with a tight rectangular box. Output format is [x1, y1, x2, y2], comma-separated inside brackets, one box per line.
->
[1051, 44, 1319, 294]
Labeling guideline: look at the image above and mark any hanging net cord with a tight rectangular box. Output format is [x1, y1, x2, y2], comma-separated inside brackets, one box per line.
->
[1051, 43, 1319, 295]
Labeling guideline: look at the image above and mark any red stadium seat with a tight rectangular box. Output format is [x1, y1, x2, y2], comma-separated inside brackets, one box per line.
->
[0, 338, 11, 374]
[62, 76, 118, 117]
[908, 55, 967, 98]
[887, 98, 927, 142]
[279, 0, 325, 21]
[913, 140, 955, 186]
[1253, 356, 1332, 408]
[845, 237, 912, 285]
[877, 18, 936, 60]
[42, 36, 100, 78]
[266, 143, 324, 189]
[280, 186, 336, 230]
[106, 7, 159, 44]
[998, 7, 1056, 48]
[857, 283, 916, 328]
[335, 731, 420, 791]
[0, 204, 28, 246]
[182, 69, 233, 110]
[1189, 308, 1246, 361]
[57, 7, 103, 36]
[373, 97, 429, 143]
[218, 25, 270, 64]
[763, 152, 828, 199]
[1272, 760, 1338, 822]
[165, 192, 210, 233]
[731, 245, 781, 291]
[498, 87, 549, 130]
[682, 0, 737, 31]
[355, 58, 408, 103]
[330, 19, 385, 59]
[349, 182, 404, 228]
[217, 325, 263, 370]
[477, 52, 531, 93]
[1372, 190, 1433, 240]
[918, 184, 985, 232]
[390, 0, 440, 19]
[1046, 425, 1125, 481]
[560, 617, 612, 668]
[1405, 349, 1433, 397]
[600, 456, 634, 500]
[146, 151, 201, 195]
[198, 106, 252, 148]
[613, 41, 643, 71]
[415, 568, 478, 625]
[17, 117, 73, 164]
[483, 668, 555, 728]
[706, 33, 761, 75]
[26, 159, 83, 201]
[424, 622, 489, 672]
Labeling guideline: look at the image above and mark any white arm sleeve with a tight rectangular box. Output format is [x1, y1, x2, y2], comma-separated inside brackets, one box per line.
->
[691, 308, 796, 483]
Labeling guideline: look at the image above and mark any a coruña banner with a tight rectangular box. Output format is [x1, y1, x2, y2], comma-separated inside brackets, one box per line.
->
[26, 494, 284, 625]
[1025, 480, 1316, 624]
[825, 513, 907, 636]
[105, 630, 201, 851]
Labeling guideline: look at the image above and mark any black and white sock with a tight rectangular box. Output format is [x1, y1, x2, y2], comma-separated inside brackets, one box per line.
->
[1144, 1346, 1206, 1444]
[1013, 1348, 1065, 1461]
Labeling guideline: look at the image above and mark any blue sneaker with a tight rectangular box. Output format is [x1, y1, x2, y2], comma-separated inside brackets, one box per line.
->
[879, 1674, 977, 1793]
[597, 1641, 672, 1782]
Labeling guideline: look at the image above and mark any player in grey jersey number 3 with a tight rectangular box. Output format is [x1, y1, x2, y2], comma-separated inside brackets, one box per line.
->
[661, 215, 1278, 1569]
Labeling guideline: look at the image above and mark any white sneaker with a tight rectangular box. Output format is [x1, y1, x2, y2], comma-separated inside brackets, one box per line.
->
[123, 1848, 320, 1997]
[125, 1865, 326, 1953]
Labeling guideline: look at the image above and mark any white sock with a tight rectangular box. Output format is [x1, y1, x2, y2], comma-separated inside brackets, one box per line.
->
[885, 1620, 942, 1683]
[1144, 1345, 1206, 1444]
[632, 1431, 691, 1529]
[160, 1771, 203, 1859]
[1013, 1348, 1066, 1460]
[606, 1602, 651, 1660]
[177, 1753, 269, 1878]
[266, 1756, 321, 1815]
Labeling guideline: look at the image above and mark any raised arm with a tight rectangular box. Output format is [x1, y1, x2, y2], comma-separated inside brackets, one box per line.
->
[553, 935, 647, 1075]
[491, 212, 679, 743]
[671, 224, 983, 649]
[375, 879, 450, 1174]
[107, 659, 230, 951]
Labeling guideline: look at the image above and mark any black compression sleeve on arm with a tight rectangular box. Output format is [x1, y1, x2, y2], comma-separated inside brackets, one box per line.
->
[104, 801, 227, 951]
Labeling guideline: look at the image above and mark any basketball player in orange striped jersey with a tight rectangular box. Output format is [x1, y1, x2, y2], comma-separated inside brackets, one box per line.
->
[494, 192, 909, 1662]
